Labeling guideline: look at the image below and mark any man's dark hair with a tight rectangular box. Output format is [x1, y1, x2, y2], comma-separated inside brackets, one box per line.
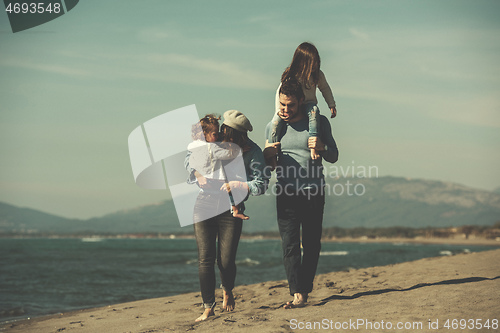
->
[279, 75, 305, 102]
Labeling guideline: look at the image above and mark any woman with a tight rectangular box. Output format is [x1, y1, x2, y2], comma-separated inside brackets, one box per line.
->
[186, 110, 269, 322]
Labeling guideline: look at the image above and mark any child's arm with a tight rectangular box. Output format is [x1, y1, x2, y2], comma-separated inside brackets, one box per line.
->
[317, 70, 337, 118]
[275, 83, 282, 117]
[270, 83, 285, 142]
[210, 142, 241, 160]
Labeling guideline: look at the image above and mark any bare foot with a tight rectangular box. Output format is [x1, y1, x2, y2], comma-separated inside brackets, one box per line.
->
[233, 212, 250, 220]
[310, 148, 320, 160]
[195, 308, 214, 322]
[283, 293, 307, 309]
[269, 156, 278, 170]
[223, 290, 235, 312]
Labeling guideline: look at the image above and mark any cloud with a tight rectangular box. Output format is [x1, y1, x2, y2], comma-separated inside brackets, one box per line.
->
[324, 25, 500, 129]
[349, 28, 370, 40]
[142, 53, 275, 89]
[0, 57, 90, 77]
[246, 14, 274, 23]
[136, 27, 179, 43]
[2, 47, 275, 91]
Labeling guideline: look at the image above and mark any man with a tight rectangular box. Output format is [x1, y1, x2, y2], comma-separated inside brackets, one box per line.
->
[264, 77, 339, 308]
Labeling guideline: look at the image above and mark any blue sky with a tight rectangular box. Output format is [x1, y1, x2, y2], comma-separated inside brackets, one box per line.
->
[1, 0, 499, 219]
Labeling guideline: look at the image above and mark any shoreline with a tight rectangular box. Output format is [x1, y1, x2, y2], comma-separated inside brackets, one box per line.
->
[3, 249, 499, 332]
[326, 236, 500, 247]
[3, 233, 499, 247]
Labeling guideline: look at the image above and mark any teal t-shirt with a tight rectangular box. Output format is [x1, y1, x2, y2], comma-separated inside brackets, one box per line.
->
[265, 115, 338, 191]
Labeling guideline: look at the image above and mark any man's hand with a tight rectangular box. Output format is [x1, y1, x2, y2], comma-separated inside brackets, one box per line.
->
[308, 137, 325, 151]
[220, 181, 249, 193]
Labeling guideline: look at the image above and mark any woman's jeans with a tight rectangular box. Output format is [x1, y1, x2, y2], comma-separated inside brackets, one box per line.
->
[193, 192, 242, 308]
[276, 188, 325, 296]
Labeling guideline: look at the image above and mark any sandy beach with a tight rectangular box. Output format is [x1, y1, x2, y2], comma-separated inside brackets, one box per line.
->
[3, 249, 499, 333]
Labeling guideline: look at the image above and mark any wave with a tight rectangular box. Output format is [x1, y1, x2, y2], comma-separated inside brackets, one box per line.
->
[236, 258, 260, 266]
[440, 249, 471, 256]
[320, 251, 349, 256]
[185, 257, 260, 266]
[81, 237, 104, 242]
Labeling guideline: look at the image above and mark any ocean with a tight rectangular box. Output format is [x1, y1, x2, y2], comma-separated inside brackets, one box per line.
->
[0, 238, 496, 323]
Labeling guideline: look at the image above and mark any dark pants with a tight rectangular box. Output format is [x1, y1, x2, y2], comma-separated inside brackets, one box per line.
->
[193, 194, 242, 308]
[277, 189, 325, 296]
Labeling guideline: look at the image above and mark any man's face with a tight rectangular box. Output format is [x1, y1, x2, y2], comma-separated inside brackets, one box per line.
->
[278, 93, 303, 123]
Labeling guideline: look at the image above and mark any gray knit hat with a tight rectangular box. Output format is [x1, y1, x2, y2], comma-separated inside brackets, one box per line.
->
[222, 110, 253, 133]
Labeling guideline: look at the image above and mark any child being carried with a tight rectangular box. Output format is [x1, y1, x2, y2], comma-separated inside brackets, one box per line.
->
[188, 114, 249, 220]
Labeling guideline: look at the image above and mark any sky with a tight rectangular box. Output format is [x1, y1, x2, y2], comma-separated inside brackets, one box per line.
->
[1, 0, 499, 219]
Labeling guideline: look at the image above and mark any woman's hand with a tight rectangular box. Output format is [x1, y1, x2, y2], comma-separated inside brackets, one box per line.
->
[194, 171, 207, 187]
[330, 107, 337, 118]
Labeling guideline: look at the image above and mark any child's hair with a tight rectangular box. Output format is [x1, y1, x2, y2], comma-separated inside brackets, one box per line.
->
[191, 114, 220, 141]
[220, 123, 248, 148]
[279, 76, 305, 102]
[281, 42, 320, 89]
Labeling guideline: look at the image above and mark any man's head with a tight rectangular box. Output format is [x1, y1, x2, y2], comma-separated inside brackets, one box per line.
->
[278, 77, 304, 123]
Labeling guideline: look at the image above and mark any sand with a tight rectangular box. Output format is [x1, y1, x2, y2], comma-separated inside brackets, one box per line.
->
[3, 249, 499, 333]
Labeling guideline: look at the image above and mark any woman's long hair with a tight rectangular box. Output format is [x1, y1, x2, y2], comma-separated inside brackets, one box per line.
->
[220, 123, 248, 148]
[281, 42, 321, 89]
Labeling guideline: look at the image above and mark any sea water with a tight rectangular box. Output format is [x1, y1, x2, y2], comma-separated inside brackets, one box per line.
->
[0, 238, 496, 323]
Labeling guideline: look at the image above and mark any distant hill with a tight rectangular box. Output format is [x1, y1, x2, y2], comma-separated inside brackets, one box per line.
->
[320, 176, 500, 229]
[0, 202, 82, 234]
[1, 176, 499, 235]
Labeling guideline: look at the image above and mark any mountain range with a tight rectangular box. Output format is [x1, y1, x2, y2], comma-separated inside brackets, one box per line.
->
[1, 176, 499, 235]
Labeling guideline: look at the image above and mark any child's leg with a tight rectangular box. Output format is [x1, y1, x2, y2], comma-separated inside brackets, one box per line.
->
[228, 192, 249, 220]
[305, 103, 321, 160]
[271, 112, 285, 143]
[231, 205, 249, 220]
[267, 112, 283, 169]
